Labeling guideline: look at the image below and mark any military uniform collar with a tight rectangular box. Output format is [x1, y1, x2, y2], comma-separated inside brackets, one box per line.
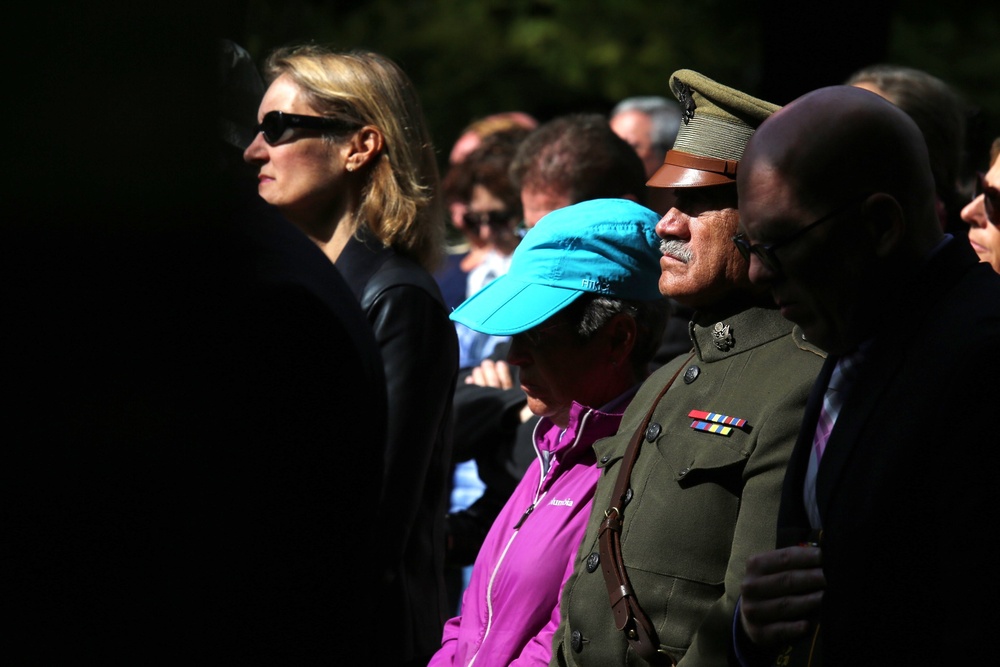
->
[689, 305, 805, 362]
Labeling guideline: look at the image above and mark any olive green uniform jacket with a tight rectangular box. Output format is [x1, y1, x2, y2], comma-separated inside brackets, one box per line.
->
[551, 305, 824, 667]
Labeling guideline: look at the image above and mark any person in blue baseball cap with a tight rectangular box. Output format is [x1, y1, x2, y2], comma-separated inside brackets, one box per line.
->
[430, 198, 669, 667]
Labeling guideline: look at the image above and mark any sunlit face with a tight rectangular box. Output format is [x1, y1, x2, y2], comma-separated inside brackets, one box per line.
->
[654, 185, 749, 308]
[960, 159, 1000, 274]
[243, 74, 351, 231]
[610, 109, 660, 178]
[738, 165, 875, 354]
[506, 312, 617, 427]
[521, 186, 571, 229]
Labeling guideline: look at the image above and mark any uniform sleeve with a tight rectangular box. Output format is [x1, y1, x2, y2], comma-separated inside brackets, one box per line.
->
[549, 549, 581, 666]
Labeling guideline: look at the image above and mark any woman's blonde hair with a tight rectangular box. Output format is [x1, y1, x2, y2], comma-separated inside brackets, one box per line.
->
[264, 44, 444, 271]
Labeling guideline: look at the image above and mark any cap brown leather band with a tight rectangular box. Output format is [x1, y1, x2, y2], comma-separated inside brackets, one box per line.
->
[646, 149, 740, 188]
[663, 149, 738, 178]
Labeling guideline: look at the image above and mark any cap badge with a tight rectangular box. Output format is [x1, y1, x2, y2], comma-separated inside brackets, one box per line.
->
[674, 82, 695, 124]
[712, 321, 734, 351]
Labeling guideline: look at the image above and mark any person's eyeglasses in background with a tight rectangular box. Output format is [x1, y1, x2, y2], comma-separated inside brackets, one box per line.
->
[462, 209, 517, 231]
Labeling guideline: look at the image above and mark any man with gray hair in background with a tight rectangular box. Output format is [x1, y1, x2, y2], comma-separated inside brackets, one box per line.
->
[611, 95, 683, 215]
[610, 95, 683, 179]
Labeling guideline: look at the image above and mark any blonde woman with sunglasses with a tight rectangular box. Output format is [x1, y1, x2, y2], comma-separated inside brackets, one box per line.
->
[245, 44, 458, 666]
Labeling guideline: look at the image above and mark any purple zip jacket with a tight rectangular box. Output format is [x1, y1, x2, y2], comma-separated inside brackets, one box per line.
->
[429, 388, 637, 667]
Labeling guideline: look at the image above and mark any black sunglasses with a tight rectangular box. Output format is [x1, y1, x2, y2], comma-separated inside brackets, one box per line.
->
[462, 210, 516, 230]
[732, 192, 872, 273]
[254, 110, 359, 146]
[975, 172, 999, 226]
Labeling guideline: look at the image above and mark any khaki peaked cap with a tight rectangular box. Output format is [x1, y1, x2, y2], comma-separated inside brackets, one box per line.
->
[648, 69, 781, 188]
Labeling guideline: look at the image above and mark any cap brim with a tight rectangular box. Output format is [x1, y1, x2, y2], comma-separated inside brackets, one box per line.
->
[449, 275, 583, 336]
[647, 149, 738, 188]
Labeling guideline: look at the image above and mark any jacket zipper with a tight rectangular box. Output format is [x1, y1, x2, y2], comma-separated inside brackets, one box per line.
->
[472, 410, 595, 665]
[512, 502, 535, 529]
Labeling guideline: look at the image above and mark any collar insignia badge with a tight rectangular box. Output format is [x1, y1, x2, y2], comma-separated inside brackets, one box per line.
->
[712, 321, 734, 351]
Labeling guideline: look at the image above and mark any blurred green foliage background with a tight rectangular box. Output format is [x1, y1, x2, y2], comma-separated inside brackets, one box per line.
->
[230, 0, 999, 174]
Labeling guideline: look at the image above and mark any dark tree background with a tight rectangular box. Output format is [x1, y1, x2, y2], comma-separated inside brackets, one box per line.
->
[230, 0, 1000, 176]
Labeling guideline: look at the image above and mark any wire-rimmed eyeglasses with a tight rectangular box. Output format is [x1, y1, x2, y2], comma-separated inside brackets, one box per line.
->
[732, 192, 873, 273]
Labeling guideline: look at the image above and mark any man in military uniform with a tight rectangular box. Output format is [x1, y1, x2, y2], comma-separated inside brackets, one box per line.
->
[550, 70, 826, 667]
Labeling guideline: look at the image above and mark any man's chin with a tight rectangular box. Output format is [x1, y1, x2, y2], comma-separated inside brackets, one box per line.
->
[777, 302, 800, 322]
[660, 267, 702, 295]
[657, 275, 677, 300]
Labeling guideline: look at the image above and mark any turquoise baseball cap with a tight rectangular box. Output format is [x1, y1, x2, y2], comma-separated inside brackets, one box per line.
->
[449, 198, 663, 335]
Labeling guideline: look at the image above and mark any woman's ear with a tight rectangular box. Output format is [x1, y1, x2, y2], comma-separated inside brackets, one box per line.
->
[863, 192, 904, 258]
[345, 126, 384, 171]
[606, 312, 638, 367]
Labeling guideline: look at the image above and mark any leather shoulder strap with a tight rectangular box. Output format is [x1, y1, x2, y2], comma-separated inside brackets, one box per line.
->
[598, 352, 694, 665]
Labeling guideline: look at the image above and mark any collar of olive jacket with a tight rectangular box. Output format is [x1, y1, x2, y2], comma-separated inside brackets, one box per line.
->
[688, 305, 822, 363]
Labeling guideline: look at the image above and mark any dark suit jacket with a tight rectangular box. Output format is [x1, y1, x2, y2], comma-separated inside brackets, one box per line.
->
[6, 176, 390, 662]
[776, 238, 1000, 666]
[7, 19, 390, 661]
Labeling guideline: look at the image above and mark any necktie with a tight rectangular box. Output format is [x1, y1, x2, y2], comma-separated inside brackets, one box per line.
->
[804, 350, 864, 528]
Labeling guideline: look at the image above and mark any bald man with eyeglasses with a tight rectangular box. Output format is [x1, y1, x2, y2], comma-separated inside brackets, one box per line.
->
[733, 85, 1000, 667]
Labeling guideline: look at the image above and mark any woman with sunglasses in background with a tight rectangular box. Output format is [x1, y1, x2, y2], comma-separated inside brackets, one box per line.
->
[442, 128, 531, 369]
[961, 137, 1000, 273]
[244, 45, 458, 667]
[436, 116, 536, 317]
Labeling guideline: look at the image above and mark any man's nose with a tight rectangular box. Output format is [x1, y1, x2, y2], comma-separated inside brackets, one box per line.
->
[655, 208, 687, 239]
[747, 253, 778, 286]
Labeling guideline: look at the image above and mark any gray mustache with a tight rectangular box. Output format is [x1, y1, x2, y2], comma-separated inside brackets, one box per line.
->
[660, 239, 692, 263]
